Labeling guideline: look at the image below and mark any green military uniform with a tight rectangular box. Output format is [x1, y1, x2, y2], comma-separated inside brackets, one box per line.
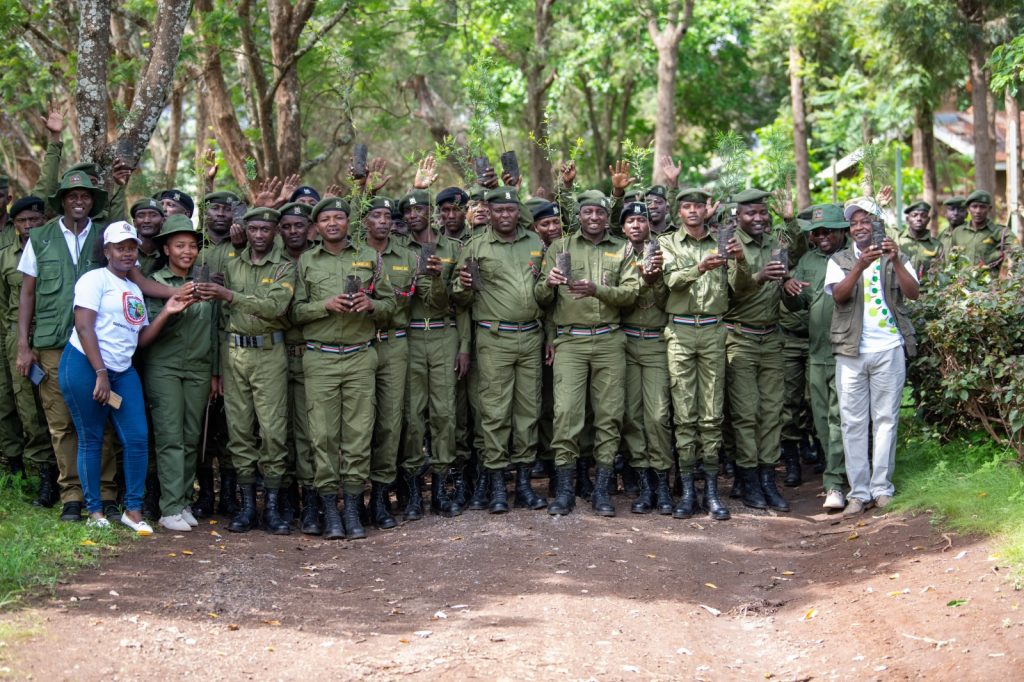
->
[143, 254, 218, 518]
[293, 239, 396, 496]
[23, 172, 117, 506]
[778, 304, 813, 451]
[785, 239, 847, 494]
[534, 213, 639, 474]
[660, 223, 730, 474]
[278, 205, 315, 495]
[371, 236, 417, 487]
[0, 175, 24, 471]
[619, 248, 672, 473]
[220, 229, 295, 490]
[0, 236, 53, 472]
[897, 231, 943, 279]
[724, 193, 786, 476]
[401, 222, 466, 478]
[943, 189, 1015, 271]
[453, 222, 547, 474]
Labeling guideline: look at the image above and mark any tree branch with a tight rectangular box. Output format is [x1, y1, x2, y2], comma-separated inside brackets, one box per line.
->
[262, 1, 352, 109]
[491, 36, 526, 70]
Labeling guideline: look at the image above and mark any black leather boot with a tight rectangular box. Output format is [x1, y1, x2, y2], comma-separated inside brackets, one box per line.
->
[672, 472, 699, 519]
[261, 489, 291, 535]
[342, 492, 367, 539]
[738, 466, 767, 510]
[575, 458, 594, 500]
[630, 468, 653, 514]
[228, 483, 257, 532]
[431, 469, 459, 517]
[652, 469, 674, 515]
[811, 437, 826, 473]
[547, 466, 576, 516]
[279, 482, 299, 525]
[530, 457, 546, 479]
[452, 466, 469, 509]
[729, 467, 745, 499]
[192, 468, 216, 519]
[513, 464, 546, 510]
[467, 462, 490, 510]
[300, 487, 322, 535]
[621, 462, 640, 496]
[370, 481, 397, 529]
[398, 468, 423, 521]
[59, 500, 83, 522]
[782, 441, 802, 487]
[320, 493, 344, 540]
[217, 471, 238, 516]
[488, 470, 509, 513]
[759, 464, 791, 512]
[721, 451, 735, 477]
[703, 474, 731, 520]
[591, 467, 616, 517]
[32, 463, 59, 508]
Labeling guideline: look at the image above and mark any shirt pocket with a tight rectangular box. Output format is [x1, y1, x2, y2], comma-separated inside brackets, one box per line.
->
[36, 260, 64, 296]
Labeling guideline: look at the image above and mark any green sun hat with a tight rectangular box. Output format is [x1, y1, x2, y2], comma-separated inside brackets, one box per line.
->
[801, 204, 849, 232]
[51, 170, 108, 217]
[153, 214, 201, 243]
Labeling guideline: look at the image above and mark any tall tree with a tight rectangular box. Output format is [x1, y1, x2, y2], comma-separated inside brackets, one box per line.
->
[639, 0, 695, 185]
[788, 44, 811, 209]
[958, 0, 997, 192]
[75, 0, 112, 162]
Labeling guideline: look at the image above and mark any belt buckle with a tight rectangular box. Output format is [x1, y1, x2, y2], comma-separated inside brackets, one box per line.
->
[254, 336, 264, 349]
[375, 329, 385, 343]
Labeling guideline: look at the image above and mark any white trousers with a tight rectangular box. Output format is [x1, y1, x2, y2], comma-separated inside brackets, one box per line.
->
[835, 346, 906, 502]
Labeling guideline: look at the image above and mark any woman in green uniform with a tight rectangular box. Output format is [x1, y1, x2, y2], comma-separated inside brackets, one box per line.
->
[143, 215, 218, 532]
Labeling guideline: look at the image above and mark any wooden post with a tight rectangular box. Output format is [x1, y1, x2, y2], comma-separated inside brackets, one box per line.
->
[1006, 89, 1021, 240]
[894, 142, 903, 231]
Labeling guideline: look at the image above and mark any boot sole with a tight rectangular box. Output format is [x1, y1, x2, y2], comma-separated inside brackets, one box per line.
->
[301, 527, 323, 535]
[373, 520, 398, 529]
[346, 532, 367, 540]
[489, 505, 510, 514]
[547, 507, 573, 516]
[768, 504, 791, 512]
[592, 509, 616, 517]
[515, 500, 547, 510]
[710, 512, 731, 520]
[741, 500, 768, 510]
[323, 532, 345, 540]
[630, 507, 653, 514]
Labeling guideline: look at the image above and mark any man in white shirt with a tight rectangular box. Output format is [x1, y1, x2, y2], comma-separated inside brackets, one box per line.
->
[823, 198, 919, 517]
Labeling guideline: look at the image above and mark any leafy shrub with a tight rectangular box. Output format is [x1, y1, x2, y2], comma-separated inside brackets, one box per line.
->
[909, 246, 1024, 459]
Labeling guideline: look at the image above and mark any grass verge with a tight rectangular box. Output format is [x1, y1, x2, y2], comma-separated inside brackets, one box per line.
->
[894, 423, 1024, 576]
[0, 472, 124, 609]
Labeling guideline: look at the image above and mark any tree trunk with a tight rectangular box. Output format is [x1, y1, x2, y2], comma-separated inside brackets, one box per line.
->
[267, 0, 312, 178]
[913, 105, 939, 234]
[115, 0, 191, 169]
[163, 85, 184, 185]
[788, 44, 811, 210]
[644, 0, 694, 185]
[75, 0, 112, 163]
[195, 0, 257, 188]
[968, 39, 997, 192]
[239, 0, 275, 176]
[1006, 89, 1021, 240]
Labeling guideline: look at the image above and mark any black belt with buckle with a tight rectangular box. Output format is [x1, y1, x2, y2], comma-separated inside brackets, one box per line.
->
[227, 331, 286, 348]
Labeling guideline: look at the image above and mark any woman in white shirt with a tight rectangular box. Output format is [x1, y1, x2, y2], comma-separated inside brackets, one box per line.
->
[58, 222, 193, 532]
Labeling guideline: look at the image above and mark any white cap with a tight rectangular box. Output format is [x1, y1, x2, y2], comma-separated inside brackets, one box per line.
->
[103, 221, 142, 245]
[843, 197, 882, 221]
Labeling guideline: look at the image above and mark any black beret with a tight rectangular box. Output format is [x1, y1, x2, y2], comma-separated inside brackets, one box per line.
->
[289, 186, 321, 203]
[10, 195, 45, 219]
[154, 189, 195, 217]
[436, 186, 469, 207]
[530, 201, 560, 221]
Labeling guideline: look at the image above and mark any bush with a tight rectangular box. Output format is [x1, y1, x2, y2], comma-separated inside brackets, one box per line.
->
[909, 246, 1024, 459]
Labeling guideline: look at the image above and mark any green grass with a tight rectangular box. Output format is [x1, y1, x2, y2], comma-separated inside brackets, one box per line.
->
[893, 421, 1024, 575]
[0, 472, 126, 609]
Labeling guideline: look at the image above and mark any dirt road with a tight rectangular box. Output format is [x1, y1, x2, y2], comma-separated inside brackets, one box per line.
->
[3, 483, 1021, 680]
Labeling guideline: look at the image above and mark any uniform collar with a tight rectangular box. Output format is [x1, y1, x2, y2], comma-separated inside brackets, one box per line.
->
[572, 227, 616, 246]
[242, 240, 285, 266]
[486, 225, 531, 243]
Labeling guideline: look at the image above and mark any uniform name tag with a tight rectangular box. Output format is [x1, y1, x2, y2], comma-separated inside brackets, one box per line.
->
[354, 261, 373, 268]
[604, 251, 619, 258]
[531, 251, 542, 257]
[392, 265, 409, 271]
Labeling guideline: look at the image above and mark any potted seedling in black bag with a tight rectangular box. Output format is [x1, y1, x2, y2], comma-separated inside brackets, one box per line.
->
[500, 150, 520, 186]
[464, 257, 483, 292]
[351, 143, 368, 180]
[717, 208, 737, 258]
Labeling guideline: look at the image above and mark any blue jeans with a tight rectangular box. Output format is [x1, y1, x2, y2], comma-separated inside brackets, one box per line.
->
[59, 345, 149, 515]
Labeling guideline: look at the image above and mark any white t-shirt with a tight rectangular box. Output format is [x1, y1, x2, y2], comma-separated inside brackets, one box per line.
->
[69, 268, 149, 372]
[824, 247, 917, 354]
[18, 219, 93, 277]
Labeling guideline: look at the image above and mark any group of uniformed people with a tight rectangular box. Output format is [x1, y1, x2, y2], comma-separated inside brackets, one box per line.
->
[0, 142, 1016, 540]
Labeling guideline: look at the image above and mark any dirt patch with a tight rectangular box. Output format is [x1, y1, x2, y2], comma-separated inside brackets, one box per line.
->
[3, 483, 1023, 680]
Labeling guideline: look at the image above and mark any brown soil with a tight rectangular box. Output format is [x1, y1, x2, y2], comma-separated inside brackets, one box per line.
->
[3, 482, 1023, 680]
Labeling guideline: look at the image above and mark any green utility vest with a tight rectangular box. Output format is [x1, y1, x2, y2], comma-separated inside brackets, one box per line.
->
[28, 219, 104, 350]
[828, 248, 916, 359]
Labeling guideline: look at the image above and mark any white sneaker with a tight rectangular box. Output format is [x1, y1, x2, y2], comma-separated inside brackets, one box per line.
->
[159, 514, 192, 532]
[823, 489, 846, 510]
[87, 516, 110, 529]
[121, 512, 154, 535]
[180, 506, 199, 527]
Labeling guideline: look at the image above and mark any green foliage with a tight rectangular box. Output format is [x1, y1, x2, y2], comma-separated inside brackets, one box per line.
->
[0, 473, 125, 608]
[908, 247, 1024, 460]
[893, 422, 1024, 575]
[621, 140, 653, 191]
[712, 131, 750, 200]
[989, 34, 1024, 94]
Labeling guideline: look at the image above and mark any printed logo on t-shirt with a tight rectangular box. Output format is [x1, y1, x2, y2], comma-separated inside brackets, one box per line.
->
[123, 292, 146, 326]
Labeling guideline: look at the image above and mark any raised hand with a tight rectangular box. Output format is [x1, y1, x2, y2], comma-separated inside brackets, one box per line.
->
[251, 177, 283, 208]
[111, 158, 133, 187]
[280, 174, 301, 203]
[42, 101, 66, 140]
[560, 160, 576, 188]
[324, 183, 342, 199]
[609, 160, 638, 196]
[367, 158, 392, 194]
[414, 155, 438, 190]
[661, 155, 682, 187]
